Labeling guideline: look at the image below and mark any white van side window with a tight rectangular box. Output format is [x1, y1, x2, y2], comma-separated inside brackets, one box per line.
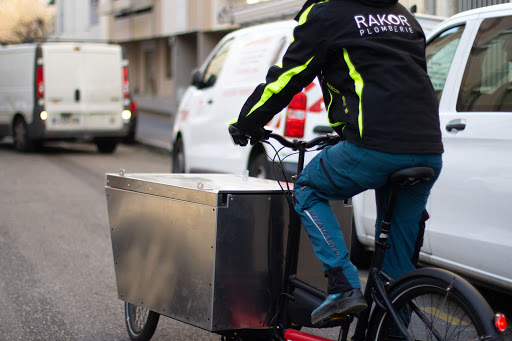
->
[426, 25, 465, 102]
[202, 38, 235, 88]
[270, 36, 288, 66]
[457, 17, 512, 112]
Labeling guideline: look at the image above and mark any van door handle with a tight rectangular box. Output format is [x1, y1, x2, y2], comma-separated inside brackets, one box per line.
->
[75, 89, 80, 102]
[446, 119, 466, 132]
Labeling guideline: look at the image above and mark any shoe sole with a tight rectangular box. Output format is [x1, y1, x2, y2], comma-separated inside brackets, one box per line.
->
[311, 299, 368, 325]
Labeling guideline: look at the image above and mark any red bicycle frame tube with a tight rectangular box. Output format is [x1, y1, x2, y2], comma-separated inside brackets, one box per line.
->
[283, 329, 333, 341]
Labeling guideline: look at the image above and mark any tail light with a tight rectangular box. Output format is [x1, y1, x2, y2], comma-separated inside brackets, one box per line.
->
[495, 314, 507, 333]
[36, 66, 44, 98]
[130, 100, 138, 113]
[284, 92, 307, 138]
[122, 66, 129, 98]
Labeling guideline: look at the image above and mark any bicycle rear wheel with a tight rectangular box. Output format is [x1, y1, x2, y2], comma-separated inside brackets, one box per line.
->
[368, 269, 504, 341]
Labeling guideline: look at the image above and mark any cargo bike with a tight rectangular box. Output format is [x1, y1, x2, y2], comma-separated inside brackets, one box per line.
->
[105, 131, 506, 341]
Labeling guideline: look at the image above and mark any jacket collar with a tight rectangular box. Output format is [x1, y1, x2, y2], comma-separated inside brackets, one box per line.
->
[294, 0, 399, 21]
[294, 0, 323, 22]
[357, 0, 398, 7]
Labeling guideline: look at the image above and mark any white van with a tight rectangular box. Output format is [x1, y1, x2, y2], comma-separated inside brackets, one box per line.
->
[351, 3, 512, 292]
[172, 21, 329, 180]
[0, 42, 131, 153]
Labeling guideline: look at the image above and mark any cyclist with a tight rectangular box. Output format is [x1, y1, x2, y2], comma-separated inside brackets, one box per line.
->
[229, 0, 443, 324]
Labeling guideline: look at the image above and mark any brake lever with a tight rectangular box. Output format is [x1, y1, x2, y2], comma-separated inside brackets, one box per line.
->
[250, 129, 272, 145]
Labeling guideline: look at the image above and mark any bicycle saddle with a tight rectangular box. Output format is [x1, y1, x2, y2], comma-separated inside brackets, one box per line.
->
[389, 167, 435, 186]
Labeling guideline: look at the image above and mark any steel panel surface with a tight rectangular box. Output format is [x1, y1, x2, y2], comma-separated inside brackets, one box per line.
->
[106, 187, 216, 330]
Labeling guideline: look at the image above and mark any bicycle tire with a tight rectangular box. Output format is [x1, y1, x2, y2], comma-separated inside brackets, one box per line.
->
[125, 301, 160, 341]
[367, 268, 503, 341]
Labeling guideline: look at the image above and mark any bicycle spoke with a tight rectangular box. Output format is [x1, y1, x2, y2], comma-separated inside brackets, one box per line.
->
[400, 292, 479, 341]
[407, 299, 444, 341]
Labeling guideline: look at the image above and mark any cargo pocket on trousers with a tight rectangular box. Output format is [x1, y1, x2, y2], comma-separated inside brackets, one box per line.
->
[320, 158, 344, 192]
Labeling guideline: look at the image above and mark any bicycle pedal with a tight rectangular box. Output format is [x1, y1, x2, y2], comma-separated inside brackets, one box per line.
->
[314, 314, 352, 328]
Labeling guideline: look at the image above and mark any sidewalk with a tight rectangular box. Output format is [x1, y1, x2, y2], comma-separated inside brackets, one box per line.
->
[133, 94, 175, 117]
[133, 111, 174, 153]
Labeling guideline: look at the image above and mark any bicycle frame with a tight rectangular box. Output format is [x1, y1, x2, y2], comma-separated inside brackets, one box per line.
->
[269, 134, 418, 341]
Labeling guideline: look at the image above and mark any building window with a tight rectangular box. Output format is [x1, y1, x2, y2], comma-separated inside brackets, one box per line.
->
[145, 50, 156, 95]
[166, 39, 173, 79]
[456, 0, 509, 12]
[90, 0, 99, 26]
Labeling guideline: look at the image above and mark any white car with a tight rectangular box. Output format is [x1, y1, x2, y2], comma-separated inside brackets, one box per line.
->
[351, 3, 512, 291]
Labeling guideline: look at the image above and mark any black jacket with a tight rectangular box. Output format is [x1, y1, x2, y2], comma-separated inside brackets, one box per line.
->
[237, 0, 443, 154]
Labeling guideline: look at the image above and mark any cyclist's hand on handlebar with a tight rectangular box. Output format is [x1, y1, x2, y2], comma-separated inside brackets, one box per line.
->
[229, 123, 249, 146]
[228, 122, 271, 147]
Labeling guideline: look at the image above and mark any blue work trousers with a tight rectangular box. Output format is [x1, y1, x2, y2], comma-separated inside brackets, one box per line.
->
[294, 141, 442, 291]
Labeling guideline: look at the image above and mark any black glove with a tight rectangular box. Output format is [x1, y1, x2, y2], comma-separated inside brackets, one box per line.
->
[229, 123, 250, 146]
[228, 123, 271, 147]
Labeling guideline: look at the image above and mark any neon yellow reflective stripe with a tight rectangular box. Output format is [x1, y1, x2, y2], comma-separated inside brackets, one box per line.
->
[290, 1, 329, 44]
[326, 88, 335, 122]
[326, 89, 345, 128]
[298, 4, 315, 25]
[247, 56, 314, 116]
[343, 48, 364, 138]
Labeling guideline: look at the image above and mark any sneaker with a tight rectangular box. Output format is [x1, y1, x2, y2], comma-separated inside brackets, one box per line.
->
[311, 289, 367, 325]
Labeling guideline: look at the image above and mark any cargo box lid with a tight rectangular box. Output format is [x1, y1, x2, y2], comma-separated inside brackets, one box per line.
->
[105, 173, 291, 206]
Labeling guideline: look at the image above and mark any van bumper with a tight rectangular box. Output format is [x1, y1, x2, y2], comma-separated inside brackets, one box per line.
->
[41, 129, 128, 140]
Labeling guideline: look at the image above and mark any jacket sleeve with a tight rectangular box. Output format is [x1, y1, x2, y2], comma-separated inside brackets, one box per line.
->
[236, 4, 328, 132]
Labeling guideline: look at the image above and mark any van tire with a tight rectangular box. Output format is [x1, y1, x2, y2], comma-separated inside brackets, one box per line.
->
[95, 138, 118, 154]
[172, 137, 185, 173]
[13, 117, 40, 152]
[249, 153, 271, 179]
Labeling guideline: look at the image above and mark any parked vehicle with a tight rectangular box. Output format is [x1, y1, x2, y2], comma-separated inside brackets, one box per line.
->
[351, 3, 512, 292]
[172, 20, 331, 180]
[0, 42, 132, 153]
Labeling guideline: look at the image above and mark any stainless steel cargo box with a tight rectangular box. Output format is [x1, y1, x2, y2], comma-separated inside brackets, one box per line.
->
[105, 173, 352, 332]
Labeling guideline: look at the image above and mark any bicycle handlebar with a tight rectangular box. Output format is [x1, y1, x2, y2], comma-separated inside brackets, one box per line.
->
[267, 132, 342, 150]
[229, 124, 342, 150]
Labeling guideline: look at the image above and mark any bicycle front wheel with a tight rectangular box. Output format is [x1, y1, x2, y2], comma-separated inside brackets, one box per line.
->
[368, 269, 503, 341]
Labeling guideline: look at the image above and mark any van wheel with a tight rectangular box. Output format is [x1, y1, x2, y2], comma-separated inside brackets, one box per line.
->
[249, 153, 271, 179]
[95, 138, 118, 154]
[349, 219, 372, 268]
[13, 117, 40, 152]
[172, 138, 185, 173]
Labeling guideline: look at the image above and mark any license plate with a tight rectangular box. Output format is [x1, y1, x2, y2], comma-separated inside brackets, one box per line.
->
[55, 113, 80, 124]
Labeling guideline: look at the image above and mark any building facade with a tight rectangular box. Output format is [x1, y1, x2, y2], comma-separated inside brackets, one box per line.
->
[53, 0, 509, 115]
